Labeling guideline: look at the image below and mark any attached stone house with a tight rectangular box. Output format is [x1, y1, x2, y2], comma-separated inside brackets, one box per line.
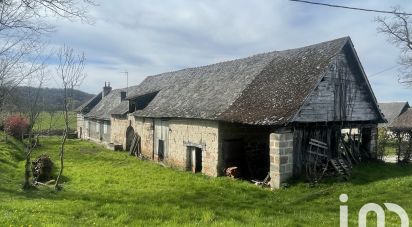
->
[103, 37, 385, 188]
[75, 90, 103, 140]
[76, 82, 129, 144]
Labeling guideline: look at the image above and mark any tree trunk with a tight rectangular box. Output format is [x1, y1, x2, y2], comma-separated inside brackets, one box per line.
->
[407, 131, 412, 163]
[22, 130, 33, 190]
[55, 97, 69, 190]
[397, 132, 402, 163]
[55, 130, 66, 190]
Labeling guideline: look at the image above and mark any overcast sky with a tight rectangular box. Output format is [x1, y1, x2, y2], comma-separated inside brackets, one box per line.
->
[46, 0, 412, 103]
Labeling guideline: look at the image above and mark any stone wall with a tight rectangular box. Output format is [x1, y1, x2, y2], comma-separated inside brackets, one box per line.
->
[110, 115, 220, 176]
[111, 115, 154, 157]
[269, 131, 294, 189]
[110, 116, 129, 146]
[133, 117, 154, 158]
[167, 119, 219, 176]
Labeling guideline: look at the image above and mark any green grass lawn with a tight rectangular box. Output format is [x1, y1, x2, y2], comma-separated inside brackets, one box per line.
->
[1, 135, 412, 226]
[33, 112, 76, 132]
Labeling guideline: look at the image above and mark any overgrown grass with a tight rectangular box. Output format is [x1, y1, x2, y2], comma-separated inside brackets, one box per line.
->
[385, 141, 398, 156]
[0, 135, 411, 226]
[33, 112, 76, 132]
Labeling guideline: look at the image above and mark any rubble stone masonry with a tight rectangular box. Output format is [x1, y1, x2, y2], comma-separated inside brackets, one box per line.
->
[167, 119, 219, 176]
[110, 115, 220, 176]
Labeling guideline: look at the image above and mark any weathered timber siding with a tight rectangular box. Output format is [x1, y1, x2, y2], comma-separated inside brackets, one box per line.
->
[87, 119, 111, 143]
[102, 121, 111, 142]
[88, 120, 99, 141]
[294, 45, 379, 122]
[77, 113, 84, 139]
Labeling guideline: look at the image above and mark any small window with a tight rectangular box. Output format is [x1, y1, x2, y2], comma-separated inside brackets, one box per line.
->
[96, 122, 100, 132]
[103, 123, 108, 134]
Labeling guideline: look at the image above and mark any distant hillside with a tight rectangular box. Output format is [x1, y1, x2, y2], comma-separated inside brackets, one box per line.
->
[9, 86, 94, 112]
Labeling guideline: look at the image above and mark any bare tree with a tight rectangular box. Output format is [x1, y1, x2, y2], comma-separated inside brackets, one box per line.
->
[22, 69, 46, 189]
[0, 34, 45, 112]
[376, 7, 412, 85]
[55, 45, 85, 190]
[0, 0, 95, 112]
[0, 0, 95, 33]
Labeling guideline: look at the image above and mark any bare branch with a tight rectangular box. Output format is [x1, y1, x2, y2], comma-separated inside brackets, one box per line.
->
[376, 7, 412, 86]
[54, 45, 86, 190]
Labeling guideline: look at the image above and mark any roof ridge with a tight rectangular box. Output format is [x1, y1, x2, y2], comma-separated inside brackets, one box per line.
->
[379, 101, 408, 103]
[143, 36, 351, 81]
[221, 36, 349, 123]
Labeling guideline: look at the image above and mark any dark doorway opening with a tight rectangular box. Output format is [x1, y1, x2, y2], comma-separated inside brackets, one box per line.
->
[79, 127, 82, 139]
[222, 139, 269, 180]
[187, 146, 202, 173]
[125, 126, 135, 151]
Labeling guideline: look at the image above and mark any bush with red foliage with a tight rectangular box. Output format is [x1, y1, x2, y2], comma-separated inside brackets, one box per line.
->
[4, 115, 29, 139]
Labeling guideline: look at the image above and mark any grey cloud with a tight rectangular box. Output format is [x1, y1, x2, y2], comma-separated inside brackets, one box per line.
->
[44, 0, 412, 103]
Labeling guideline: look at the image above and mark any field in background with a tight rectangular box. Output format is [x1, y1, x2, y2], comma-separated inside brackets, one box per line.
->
[33, 112, 76, 132]
[0, 134, 411, 226]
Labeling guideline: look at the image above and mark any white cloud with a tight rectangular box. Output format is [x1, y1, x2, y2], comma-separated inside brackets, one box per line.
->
[45, 0, 412, 103]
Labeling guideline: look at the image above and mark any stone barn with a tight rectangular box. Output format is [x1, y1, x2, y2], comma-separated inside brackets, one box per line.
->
[104, 37, 385, 188]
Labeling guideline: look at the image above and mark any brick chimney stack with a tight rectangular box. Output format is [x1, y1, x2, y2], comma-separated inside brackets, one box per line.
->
[102, 82, 112, 98]
[120, 91, 126, 101]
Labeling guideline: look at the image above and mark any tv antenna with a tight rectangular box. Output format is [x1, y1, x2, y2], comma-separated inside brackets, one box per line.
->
[121, 70, 129, 94]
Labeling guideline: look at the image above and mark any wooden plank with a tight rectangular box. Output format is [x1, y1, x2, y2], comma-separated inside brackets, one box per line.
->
[307, 150, 328, 158]
[310, 139, 327, 146]
[309, 142, 328, 150]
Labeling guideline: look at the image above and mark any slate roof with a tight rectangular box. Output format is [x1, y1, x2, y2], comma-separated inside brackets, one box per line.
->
[389, 108, 412, 130]
[122, 36, 382, 126]
[110, 101, 129, 116]
[378, 102, 409, 127]
[75, 92, 102, 113]
[85, 89, 125, 120]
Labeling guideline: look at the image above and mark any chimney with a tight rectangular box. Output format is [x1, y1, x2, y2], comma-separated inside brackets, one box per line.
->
[120, 91, 126, 101]
[102, 82, 112, 98]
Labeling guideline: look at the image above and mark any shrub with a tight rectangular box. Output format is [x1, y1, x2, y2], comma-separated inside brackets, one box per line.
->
[377, 128, 390, 160]
[4, 115, 29, 139]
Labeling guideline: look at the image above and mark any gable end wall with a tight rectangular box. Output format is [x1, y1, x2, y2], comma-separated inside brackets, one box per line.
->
[294, 46, 379, 123]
